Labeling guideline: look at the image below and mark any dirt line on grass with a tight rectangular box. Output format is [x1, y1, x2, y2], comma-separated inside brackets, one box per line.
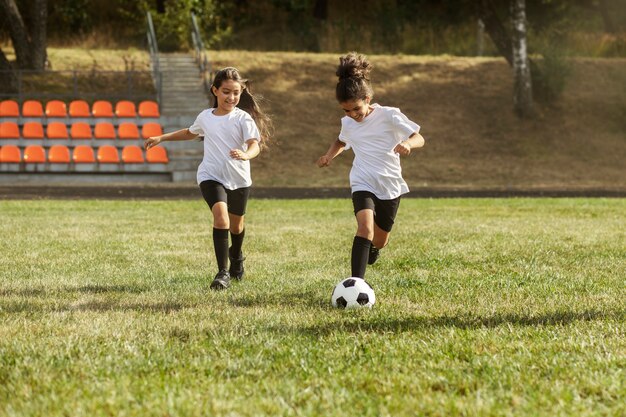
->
[1, 185, 625, 200]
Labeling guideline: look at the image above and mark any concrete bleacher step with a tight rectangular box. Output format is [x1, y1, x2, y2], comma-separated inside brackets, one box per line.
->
[159, 52, 208, 118]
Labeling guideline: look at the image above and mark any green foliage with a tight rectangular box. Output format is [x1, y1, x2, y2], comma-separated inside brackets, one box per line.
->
[144, 0, 234, 51]
[532, 36, 573, 103]
[13, 0, 626, 55]
[150, 2, 193, 52]
[0, 198, 625, 416]
[48, 0, 93, 36]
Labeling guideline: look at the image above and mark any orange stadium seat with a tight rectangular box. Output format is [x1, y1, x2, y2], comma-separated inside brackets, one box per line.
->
[45, 100, 67, 117]
[94, 122, 116, 139]
[141, 122, 163, 139]
[97, 145, 119, 163]
[69, 100, 91, 117]
[24, 145, 46, 163]
[48, 145, 70, 163]
[118, 122, 139, 139]
[0, 100, 19, 117]
[146, 146, 169, 164]
[115, 100, 137, 118]
[138, 100, 160, 118]
[122, 145, 144, 163]
[73, 145, 95, 163]
[0, 144, 21, 162]
[92, 100, 114, 118]
[22, 122, 45, 139]
[0, 122, 20, 138]
[70, 122, 92, 139]
[22, 100, 44, 117]
[46, 122, 69, 139]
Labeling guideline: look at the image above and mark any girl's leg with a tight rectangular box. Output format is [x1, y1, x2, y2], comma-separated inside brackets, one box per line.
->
[228, 214, 246, 280]
[352, 208, 374, 278]
[225, 187, 250, 280]
[228, 214, 246, 279]
[199, 180, 231, 289]
[368, 196, 400, 265]
[372, 223, 391, 249]
[211, 202, 230, 272]
[368, 223, 390, 266]
[229, 213, 245, 235]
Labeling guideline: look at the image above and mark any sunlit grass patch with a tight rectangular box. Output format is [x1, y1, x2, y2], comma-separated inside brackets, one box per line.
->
[0, 198, 624, 416]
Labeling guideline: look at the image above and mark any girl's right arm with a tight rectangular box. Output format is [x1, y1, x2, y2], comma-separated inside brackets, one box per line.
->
[317, 139, 346, 167]
[144, 128, 199, 150]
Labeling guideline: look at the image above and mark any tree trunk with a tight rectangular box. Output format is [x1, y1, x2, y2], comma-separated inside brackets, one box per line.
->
[511, 0, 533, 118]
[598, 0, 616, 34]
[476, 0, 513, 66]
[30, 0, 48, 69]
[0, 0, 47, 70]
[313, 0, 328, 20]
[156, 0, 165, 14]
[477, 19, 485, 56]
[0, 49, 18, 93]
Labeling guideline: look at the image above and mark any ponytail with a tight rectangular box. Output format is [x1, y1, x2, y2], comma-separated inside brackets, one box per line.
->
[335, 52, 374, 103]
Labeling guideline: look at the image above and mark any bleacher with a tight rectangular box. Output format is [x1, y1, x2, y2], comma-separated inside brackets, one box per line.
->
[0, 99, 171, 181]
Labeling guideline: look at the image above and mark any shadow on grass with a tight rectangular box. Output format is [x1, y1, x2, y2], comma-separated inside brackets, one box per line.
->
[229, 291, 330, 309]
[0, 299, 188, 313]
[273, 309, 625, 336]
[66, 300, 186, 313]
[0, 284, 149, 298]
[75, 284, 148, 294]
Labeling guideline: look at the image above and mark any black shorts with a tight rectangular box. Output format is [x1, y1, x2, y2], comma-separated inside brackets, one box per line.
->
[199, 180, 250, 216]
[352, 191, 401, 232]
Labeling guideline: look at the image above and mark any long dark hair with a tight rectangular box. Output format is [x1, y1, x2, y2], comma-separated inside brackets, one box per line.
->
[210, 67, 273, 148]
[335, 52, 374, 103]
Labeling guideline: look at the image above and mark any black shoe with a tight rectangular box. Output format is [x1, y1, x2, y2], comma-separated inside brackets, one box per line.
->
[229, 250, 246, 281]
[210, 269, 231, 290]
[368, 246, 380, 265]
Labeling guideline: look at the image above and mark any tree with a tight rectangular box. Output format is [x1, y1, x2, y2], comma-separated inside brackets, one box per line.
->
[511, 0, 533, 117]
[0, 0, 48, 91]
[476, 0, 514, 66]
[474, 0, 539, 116]
[597, 0, 616, 33]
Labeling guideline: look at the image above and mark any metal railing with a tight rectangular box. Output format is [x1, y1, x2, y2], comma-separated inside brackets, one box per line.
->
[190, 12, 212, 104]
[146, 11, 162, 104]
[0, 69, 157, 102]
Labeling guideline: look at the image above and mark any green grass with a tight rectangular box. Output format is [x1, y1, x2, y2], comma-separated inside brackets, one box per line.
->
[0, 198, 624, 417]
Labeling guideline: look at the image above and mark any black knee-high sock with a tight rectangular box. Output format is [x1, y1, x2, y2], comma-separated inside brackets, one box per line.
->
[230, 229, 245, 258]
[351, 236, 371, 278]
[213, 228, 229, 271]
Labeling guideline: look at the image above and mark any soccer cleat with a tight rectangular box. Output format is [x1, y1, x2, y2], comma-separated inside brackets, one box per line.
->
[210, 269, 231, 290]
[229, 250, 246, 281]
[368, 245, 380, 265]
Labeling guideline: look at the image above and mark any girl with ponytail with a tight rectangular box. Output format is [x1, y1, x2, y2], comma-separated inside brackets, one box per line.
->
[145, 67, 273, 290]
[317, 52, 426, 281]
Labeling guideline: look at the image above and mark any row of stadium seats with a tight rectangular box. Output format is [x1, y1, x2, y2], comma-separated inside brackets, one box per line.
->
[0, 99, 160, 119]
[1, 121, 162, 140]
[0, 144, 168, 164]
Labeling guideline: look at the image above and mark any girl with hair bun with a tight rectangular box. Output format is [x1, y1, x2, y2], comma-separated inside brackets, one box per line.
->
[145, 67, 272, 290]
[317, 52, 425, 280]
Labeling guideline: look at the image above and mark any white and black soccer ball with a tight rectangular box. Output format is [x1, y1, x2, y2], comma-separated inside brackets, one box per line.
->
[331, 277, 376, 309]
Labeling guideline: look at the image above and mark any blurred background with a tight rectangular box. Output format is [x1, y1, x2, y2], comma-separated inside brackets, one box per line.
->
[0, 0, 624, 192]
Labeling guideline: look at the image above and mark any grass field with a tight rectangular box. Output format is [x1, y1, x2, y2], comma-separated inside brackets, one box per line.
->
[0, 198, 624, 416]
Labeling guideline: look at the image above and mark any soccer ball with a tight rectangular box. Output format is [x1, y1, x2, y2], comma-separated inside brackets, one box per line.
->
[331, 277, 376, 309]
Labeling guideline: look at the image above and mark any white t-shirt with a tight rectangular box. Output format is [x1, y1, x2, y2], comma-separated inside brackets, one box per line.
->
[338, 104, 420, 200]
[189, 107, 260, 189]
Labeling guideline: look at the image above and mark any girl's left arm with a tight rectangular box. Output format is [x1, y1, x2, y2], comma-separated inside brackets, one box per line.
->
[394, 132, 425, 156]
[230, 139, 260, 161]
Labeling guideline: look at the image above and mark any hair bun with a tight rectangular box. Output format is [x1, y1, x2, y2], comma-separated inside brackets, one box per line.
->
[336, 52, 372, 81]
